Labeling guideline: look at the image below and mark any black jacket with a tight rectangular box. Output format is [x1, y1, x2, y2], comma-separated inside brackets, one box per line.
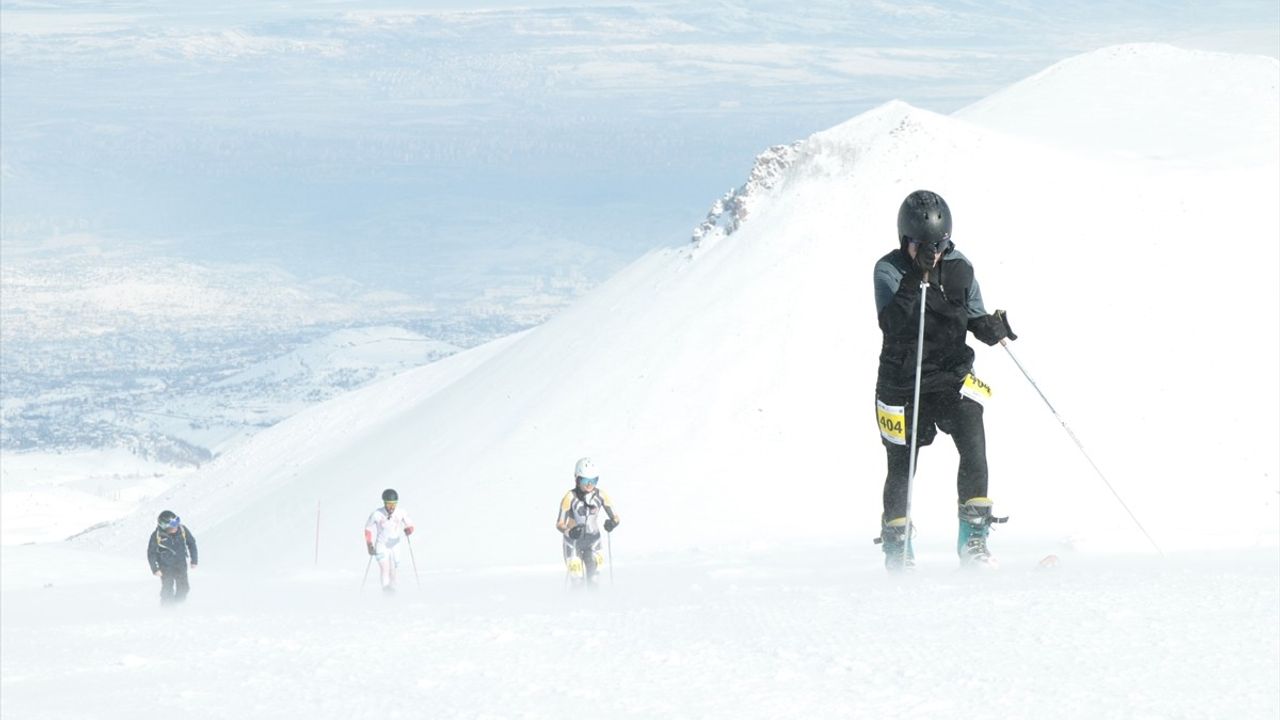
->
[147, 525, 198, 572]
[873, 246, 1007, 399]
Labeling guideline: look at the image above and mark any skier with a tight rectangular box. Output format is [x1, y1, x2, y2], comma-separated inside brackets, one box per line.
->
[364, 489, 415, 592]
[147, 510, 198, 604]
[555, 457, 620, 584]
[872, 190, 1016, 571]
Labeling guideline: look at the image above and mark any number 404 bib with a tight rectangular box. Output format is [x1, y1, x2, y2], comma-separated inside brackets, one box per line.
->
[876, 374, 993, 446]
[876, 399, 907, 446]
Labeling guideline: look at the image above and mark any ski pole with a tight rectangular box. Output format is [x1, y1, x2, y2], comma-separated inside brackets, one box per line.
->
[1001, 343, 1164, 557]
[361, 555, 373, 590]
[902, 273, 929, 565]
[406, 536, 421, 589]
[607, 530, 614, 585]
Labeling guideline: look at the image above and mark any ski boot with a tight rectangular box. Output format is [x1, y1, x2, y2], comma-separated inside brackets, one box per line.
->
[874, 516, 915, 572]
[957, 498, 1007, 569]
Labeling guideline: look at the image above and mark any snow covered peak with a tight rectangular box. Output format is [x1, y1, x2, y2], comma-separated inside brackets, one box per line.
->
[692, 142, 802, 248]
[691, 101, 966, 248]
[956, 43, 1280, 166]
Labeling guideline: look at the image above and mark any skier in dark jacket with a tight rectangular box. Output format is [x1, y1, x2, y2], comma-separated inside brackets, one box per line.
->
[147, 510, 198, 603]
[872, 190, 1015, 571]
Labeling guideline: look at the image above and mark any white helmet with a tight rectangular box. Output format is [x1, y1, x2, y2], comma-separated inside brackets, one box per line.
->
[574, 457, 599, 483]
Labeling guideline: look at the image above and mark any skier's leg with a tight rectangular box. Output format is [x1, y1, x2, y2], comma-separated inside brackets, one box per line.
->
[881, 394, 937, 519]
[882, 442, 913, 522]
[159, 570, 176, 603]
[564, 536, 584, 579]
[582, 534, 602, 581]
[387, 544, 400, 590]
[880, 439, 915, 571]
[937, 396, 1000, 566]
[377, 546, 393, 589]
[174, 565, 190, 601]
[878, 395, 937, 571]
[939, 395, 989, 504]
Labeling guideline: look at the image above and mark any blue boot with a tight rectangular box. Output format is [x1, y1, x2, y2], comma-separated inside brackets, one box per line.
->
[957, 498, 1005, 568]
[877, 516, 915, 572]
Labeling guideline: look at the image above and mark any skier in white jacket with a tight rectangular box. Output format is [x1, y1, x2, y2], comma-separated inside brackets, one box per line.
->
[364, 488, 415, 592]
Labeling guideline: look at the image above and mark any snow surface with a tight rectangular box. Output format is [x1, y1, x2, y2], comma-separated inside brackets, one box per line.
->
[3, 544, 1277, 719]
[0, 450, 188, 546]
[3, 43, 1279, 719]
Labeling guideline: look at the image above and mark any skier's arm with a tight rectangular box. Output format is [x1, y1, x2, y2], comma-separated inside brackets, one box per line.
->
[555, 493, 574, 533]
[364, 513, 378, 546]
[600, 490, 620, 532]
[875, 260, 933, 334]
[184, 527, 198, 566]
[963, 275, 1016, 346]
[147, 533, 161, 573]
[402, 512, 415, 537]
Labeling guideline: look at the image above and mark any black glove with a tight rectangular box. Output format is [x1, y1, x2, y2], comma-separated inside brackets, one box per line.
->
[603, 518, 618, 533]
[993, 309, 1017, 341]
[367, 543, 376, 556]
[912, 242, 938, 275]
[567, 526, 584, 540]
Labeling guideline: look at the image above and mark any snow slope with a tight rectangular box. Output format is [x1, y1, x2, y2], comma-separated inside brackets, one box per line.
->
[957, 43, 1280, 167]
[75, 44, 1278, 573]
[3, 43, 1278, 720]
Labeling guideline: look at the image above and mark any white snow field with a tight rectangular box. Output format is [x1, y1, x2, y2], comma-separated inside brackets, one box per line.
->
[3, 44, 1278, 719]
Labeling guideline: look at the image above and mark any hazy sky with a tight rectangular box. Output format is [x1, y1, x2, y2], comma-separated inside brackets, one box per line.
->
[2, 1, 1277, 304]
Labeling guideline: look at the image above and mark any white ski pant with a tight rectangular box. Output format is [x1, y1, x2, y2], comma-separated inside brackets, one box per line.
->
[374, 540, 402, 589]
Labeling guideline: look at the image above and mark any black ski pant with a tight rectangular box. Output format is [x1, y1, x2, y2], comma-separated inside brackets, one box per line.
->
[881, 391, 988, 521]
[159, 565, 190, 603]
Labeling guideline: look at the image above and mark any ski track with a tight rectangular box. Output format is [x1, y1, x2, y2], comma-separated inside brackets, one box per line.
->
[3, 546, 1277, 720]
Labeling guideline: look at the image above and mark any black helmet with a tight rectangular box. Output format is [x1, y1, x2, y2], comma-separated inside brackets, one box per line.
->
[157, 510, 178, 529]
[381, 488, 398, 502]
[897, 190, 952, 254]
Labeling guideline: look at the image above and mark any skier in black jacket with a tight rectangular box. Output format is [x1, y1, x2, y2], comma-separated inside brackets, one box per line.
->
[872, 190, 1015, 571]
[147, 510, 199, 603]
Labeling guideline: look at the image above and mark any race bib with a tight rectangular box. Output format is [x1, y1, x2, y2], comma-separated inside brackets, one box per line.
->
[960, 373, 993, 404]
[876, 399, 907, 445]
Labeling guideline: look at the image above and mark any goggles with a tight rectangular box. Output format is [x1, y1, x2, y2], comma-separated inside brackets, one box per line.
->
[576, 476, 598, 488]
[907, 235, 951, 254]
[161, 517, 180, 530]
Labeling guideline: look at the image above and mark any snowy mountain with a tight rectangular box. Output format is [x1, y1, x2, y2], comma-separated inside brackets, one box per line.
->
[81, 44, 1279, 574]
